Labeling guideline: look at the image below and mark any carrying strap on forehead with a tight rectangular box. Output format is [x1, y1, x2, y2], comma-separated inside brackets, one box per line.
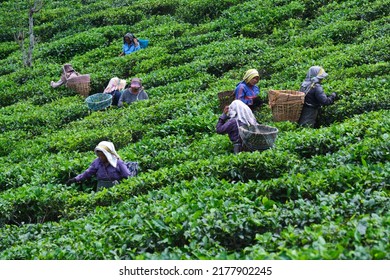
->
[304, 82, 315, 95]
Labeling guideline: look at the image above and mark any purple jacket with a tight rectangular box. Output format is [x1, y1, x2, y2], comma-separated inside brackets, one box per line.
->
[216, 114, 242, 144]
[75, 158, 130, 182]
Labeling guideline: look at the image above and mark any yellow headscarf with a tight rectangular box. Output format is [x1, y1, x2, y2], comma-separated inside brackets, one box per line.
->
[243, 69, 260, 83]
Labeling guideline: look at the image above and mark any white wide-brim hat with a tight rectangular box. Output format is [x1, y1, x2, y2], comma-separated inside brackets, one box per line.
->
[94, 141, 120, 168]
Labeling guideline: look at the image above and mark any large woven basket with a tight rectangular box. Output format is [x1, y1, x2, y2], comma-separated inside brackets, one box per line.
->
[85, 93, 112, 111]
[217, 90, 235, 111]
[66, 74, 91, 97]
[268, 90, 305, 122]
[239, 124, 278, 151]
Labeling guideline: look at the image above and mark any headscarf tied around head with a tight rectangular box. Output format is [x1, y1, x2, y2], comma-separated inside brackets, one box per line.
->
[243, 69, 260, 83]
[228, 100, 258, 127]
[130, 77, 142, 88]
[94, 141, 121, 168]
[301, 66, 328, 93]
[63, 63, 75, 74]
[123, 33, 135, 44]
[62, 64, 77, 79]
[103, 77, 127, 93]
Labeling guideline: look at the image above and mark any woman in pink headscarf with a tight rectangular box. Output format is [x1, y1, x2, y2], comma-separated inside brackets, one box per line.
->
[103, 77, 127, 106]
[50, 63, 80, 88]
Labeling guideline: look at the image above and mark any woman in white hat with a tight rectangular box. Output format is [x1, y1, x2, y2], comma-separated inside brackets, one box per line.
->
[216, 100, 258, 154]
[67, 141, 131, 191]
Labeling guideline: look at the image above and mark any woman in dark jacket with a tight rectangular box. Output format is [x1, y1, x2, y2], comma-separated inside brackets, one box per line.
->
[117, 77, 148, 107]
[216, 100, 258, 154]
[298, 66, 337, 127]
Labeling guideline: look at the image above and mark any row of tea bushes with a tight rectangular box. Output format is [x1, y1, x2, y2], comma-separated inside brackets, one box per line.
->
[0, 148, 301, 225]
[0, 96, 87, 137]
[276, 110, 390, 158]
[0, 0, 388, 260]
[1, 108, 388, 226]
[0, 160, 388, 259]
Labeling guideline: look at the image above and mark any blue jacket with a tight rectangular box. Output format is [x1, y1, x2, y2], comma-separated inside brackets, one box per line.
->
[122, 43, 141, 55]
[234, 81, 260, 106]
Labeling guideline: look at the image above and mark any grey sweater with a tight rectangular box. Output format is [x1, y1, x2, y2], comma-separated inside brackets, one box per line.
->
[118, 89, 148, 107]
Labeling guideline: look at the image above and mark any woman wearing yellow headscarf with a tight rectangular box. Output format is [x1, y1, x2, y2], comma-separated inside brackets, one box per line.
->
[298, 66, 337, 127]
[234, 69, 264, 110]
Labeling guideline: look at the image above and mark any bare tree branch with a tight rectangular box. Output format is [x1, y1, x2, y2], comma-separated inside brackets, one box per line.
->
[15, 0, 45, 67]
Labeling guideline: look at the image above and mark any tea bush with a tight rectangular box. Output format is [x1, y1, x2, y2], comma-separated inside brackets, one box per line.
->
[0, 0, 388, 260]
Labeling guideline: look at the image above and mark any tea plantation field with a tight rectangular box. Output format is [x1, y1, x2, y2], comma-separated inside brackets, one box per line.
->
[0, 0, 389, 259]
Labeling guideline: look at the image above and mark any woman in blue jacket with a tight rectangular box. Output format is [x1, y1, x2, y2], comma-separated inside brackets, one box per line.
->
[119, 33, 141, 56]
[234, 69, 264, 110]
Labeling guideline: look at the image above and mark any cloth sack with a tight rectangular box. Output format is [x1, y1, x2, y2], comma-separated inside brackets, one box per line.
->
[125, 161, 139, 177]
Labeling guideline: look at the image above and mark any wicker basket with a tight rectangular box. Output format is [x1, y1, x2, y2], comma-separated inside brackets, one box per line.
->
[268, 90, 305, 122]
[239, 124, 278, 151]
[66, 74, 91, 97]
[85, 93, 112, 111]
[217, 90, 235, 111]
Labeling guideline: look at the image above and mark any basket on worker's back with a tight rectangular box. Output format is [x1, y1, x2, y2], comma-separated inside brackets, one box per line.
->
[138, 39, 149, 49]
[66, 74, 91, 97]
[218, 90, 235, 111]
[268, 90, 305, 122]
[85, 93, 112, 111]
[239, 124, 278, 151]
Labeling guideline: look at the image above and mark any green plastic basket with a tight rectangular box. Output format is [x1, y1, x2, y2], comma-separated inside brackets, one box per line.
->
[85, 93, 112, 111]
